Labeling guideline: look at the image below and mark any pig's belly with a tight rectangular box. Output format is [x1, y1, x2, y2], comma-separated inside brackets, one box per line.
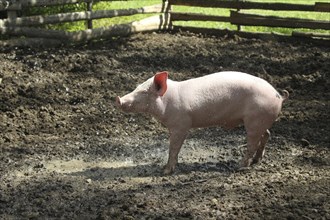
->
[190, 112, 244, 129]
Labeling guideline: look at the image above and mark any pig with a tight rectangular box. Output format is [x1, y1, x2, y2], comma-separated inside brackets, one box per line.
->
[116, 71, 289, 175]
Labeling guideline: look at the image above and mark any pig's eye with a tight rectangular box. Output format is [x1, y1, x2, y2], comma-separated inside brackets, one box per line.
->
[140, 90, 148, 95]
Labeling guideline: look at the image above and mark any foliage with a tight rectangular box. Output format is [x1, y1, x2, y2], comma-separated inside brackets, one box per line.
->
[22, 3, 86, 31]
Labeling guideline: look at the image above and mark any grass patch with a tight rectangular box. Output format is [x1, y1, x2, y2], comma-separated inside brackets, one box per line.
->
[92, 0, 160, 29]
[23, 3, 86, 31]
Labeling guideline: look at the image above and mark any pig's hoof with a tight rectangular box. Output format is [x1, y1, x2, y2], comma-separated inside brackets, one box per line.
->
[252, 157, 262, 165]
[239, 158, 252, 168]
[236, 166, 251, 172]
[163, 165, 175, 175]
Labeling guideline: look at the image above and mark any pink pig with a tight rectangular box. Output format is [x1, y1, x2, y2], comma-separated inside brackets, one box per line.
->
[116, 71, 289, 174]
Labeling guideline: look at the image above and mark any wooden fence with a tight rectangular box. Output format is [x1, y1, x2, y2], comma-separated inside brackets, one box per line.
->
[0, 0, 329, 46]
[0, 0, 171, 46]
[170, 0, 330, 38]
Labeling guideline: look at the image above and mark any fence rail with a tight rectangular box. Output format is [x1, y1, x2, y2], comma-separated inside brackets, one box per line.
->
[169, 0, 330, 12]
[0, 0, 329, 46]
[0, 0, 93, 10]
[0, 4, 167, 27]
[1, 13, 171, 41]
[230, 11, 329, 30]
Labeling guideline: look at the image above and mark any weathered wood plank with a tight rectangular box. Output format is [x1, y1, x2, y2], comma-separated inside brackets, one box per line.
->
[0, 0, 93, 10]
[0, 4, 169, 27]
[315, 2, 330, 12]
[0, 26, 67, 39]
[169, 0, 316, 11]
[230, 11, 330, 30]
[292, 31, 330, 38]
[0, 37, 62, 47]
[172, 25, 287, 39]
[171, 12, 230, 22]
[0, 14, 172, 42]
[20, 0, 93, 7]
[172, 25, 330, 44]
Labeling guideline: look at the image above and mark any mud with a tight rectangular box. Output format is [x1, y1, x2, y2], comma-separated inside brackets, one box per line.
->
[0, 32, 329, 219]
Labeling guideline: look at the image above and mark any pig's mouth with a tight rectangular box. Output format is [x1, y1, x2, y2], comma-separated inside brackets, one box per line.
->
[115, 96, 122, 107]
[116, 96, 132, 112]
[116, 96, 147, 113]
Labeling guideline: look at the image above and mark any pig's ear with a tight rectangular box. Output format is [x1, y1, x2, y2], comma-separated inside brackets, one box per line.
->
[154, 71, 168, 96]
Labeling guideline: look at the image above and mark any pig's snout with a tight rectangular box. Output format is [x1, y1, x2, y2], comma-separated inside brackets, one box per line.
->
[116, 96, 132, 111]
[116, 96, 122, 107]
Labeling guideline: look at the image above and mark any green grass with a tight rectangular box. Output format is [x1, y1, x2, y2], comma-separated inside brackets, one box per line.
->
[23, 3, 86, 31]
[172, 0, 330, 34]
[92, 0, 160, 29]
[26, 0, 329, 34]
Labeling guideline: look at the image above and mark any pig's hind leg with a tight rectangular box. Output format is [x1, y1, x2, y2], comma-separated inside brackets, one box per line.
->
[240, 116, 273, 169]
[239, 132, 263, 169]
[252, 129, 270, 165]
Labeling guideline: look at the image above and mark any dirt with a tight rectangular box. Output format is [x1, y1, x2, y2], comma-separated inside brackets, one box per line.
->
[0, 32, 329, 219]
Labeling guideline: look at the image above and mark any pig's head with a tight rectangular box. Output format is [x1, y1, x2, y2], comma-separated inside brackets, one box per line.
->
[116, 71, 168, 113]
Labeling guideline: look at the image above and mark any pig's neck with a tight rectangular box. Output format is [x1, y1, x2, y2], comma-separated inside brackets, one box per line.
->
[149, 80, 179, 124]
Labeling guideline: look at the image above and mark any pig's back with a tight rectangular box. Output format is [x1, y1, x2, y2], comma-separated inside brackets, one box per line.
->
[178, 71, 282, 128]
[181, 71, 276, 99]
[187, 71, 267, 88]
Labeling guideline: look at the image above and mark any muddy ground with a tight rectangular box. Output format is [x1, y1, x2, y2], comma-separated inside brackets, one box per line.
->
[0, 32, 329, 219]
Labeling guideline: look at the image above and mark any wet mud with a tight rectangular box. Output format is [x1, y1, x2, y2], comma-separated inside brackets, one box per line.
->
[0, 32, 329, 219]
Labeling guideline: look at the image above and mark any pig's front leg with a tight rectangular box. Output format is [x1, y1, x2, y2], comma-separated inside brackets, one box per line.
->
[164, 129, 188, 175]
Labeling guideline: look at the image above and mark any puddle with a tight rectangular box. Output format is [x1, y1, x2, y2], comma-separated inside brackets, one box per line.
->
[44, 158, 137, 174]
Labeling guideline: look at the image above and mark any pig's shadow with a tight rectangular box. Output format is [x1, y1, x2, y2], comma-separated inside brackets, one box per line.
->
[69, 161, 238, 181]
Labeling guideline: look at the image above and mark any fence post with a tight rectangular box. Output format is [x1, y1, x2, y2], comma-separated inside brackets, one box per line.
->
[7, 0, 18, 20]
[236, 0, 241, 31]
[87, 0, 93, 29]
[164, 0, 172, 27]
